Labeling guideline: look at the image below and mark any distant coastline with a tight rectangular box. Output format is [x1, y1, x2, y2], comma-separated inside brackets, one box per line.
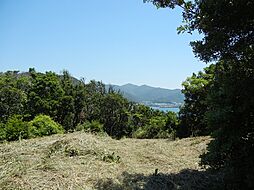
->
[141, 101, 182, 108]
[141, 101, 181, 113]
[150, 106, 180, 113]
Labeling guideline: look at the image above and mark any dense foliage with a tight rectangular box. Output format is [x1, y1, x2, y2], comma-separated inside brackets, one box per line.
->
[76, 120, 104, 134]
[1, 115, 31, 141]
[0, 114, 64, 141]
[146, 0, 254, 189]
[178, 64, 215, 137]
[29, 115, 64, 137]
[0, 69, 178, 141]
[201, 59, 254, 189]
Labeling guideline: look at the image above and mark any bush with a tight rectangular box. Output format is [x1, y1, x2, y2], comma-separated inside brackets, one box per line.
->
[132, 116, 173, 139]
[75, 120, 104, 134]
[75, 123, 84, 131]
[4, 115, 31, 141]
[132, 127, 147, 139]
[0, 122, 6, 141]
[133, 126, 173, 139]
[29, 115, 64, 137]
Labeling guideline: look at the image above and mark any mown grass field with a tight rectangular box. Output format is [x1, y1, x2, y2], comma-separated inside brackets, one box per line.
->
[0, 132, 222, 189]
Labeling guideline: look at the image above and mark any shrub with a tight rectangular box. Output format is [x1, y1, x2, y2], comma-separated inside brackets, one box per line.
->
[75, 120, 104, 134]
[133, 126, 173, 139]
[102, 152, 121, 163]
[0, 122, 6, 141]
[75, 123, 84, 131]
[157, 130, 176, 140]
[132, 127, 147, 139]
[132, 116, 173, 139]
[4, 115, 31, 141]
[29, 115, 64, 137]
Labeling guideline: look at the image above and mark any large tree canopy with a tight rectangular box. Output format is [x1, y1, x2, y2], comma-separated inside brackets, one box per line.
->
[145, 0, 254, 189]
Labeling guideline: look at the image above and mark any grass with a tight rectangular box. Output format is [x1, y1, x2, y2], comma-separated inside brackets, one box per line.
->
[0, 132, 223, 189]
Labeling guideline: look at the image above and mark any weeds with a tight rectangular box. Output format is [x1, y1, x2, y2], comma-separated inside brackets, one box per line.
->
[102, 152, 121, 163]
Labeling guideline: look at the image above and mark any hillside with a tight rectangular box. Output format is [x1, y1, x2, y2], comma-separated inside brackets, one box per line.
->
[0, 132, 222, 190]
[106, 84, 184, 104]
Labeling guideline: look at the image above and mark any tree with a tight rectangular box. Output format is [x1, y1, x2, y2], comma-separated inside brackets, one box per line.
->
[129, 104, 154, 128]
[73, 81, 87, 126]
[0, 72, 28, 122]
[83, 80, 106, 122]
[27, 71, 64, 120]
[165, 111, 178, 130]
[100, 92, 130, 138]
[145, 0, 254, 188]
[201, 58, 254, 189]
[58, 70, 75, 130]
[178, 64, 215, 137]
[0, 87, 27, 122]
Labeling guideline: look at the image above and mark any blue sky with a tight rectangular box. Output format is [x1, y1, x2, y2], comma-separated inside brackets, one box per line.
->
[0, 0, 206, 89]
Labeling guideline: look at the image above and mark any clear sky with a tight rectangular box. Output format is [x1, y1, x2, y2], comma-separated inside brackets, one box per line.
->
[0, 0, 206, 89]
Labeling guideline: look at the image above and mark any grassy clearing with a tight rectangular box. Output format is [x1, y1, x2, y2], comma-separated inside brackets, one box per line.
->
[0, 132, 222, 189]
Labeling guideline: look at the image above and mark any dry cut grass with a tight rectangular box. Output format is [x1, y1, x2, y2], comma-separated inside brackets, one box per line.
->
[0, 132, 222, 190]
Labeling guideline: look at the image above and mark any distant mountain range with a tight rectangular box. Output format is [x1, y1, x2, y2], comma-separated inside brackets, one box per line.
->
[106, 83, 184, 104]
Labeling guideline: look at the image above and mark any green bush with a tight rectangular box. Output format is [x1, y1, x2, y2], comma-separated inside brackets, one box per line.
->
[29, 115, 64, 137]
[76, 120, 104, 134]
[133, 126, 173, 139]
[75, 123, 84, 131]
[4, 115, 31, 141]
[132, 116, 173, 139]
[132, 127, 147, 139]
[157, 130, 176, 140]
[0, 122, 6, 141]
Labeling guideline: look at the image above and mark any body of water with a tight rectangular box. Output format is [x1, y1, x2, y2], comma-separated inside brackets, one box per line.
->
[150, 107, 180, 113]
